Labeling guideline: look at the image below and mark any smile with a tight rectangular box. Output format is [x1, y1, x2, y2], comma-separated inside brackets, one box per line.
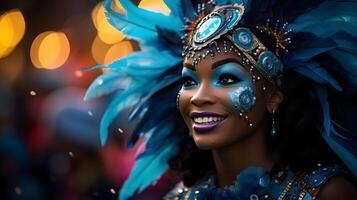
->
[190, 111, 226, 133]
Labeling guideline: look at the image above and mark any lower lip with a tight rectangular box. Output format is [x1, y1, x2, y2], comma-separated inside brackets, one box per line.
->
[193, 119, 225, 133]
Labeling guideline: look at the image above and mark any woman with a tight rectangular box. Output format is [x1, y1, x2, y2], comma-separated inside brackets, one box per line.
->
[85, 0, 357, 199]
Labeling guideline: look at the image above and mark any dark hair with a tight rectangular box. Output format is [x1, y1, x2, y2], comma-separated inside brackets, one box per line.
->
[169, 70, 343, 187]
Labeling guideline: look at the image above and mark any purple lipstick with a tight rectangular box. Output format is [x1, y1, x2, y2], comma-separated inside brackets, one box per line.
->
[190, 111, 226, 133]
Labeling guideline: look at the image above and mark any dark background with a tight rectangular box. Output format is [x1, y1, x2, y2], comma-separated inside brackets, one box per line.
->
[0, 0, 176, 199]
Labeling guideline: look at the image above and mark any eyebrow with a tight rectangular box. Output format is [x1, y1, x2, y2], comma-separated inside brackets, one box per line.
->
[211, 58, 241, 70]
[182, 63, 196, 71]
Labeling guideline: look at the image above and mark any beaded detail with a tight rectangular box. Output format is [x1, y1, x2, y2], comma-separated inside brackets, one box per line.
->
[164, 164, 345, 200]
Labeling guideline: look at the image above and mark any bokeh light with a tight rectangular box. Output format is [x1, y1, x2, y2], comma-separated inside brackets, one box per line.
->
[138, 0, 171, 15]
[104, 40, 133, 64]
[91, 35, 133, 65]
[30, 31, 70, 69]
[91, 35, 112, 64]
[92, 1, 125, 45]
[0, 9, 26, 59]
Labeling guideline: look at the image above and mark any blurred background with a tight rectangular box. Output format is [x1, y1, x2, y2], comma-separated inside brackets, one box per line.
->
[0, 0, 177, 199]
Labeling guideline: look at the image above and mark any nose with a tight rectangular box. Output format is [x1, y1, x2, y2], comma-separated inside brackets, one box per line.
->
[190, 83, 215, 106]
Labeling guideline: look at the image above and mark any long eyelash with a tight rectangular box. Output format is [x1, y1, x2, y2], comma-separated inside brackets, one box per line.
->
[219, 74, 240, 83]
[181, 76, 197, 86]
[181, 77, 191, 84]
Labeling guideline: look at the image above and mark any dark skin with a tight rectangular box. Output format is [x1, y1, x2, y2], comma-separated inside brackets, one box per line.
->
[179, 40, 283, 187]
[179, 40, 357, 197]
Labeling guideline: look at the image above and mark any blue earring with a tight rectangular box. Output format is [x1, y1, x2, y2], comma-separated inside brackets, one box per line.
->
[271, 109, 277, 137]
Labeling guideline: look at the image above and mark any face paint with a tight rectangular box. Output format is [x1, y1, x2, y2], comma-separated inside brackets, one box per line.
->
[181, 67, 200, 90]
[228, 81, 256, 127]
[229, 82, 256, 113]
[210, 62, 256, 114]
[211, 62, 249, 88]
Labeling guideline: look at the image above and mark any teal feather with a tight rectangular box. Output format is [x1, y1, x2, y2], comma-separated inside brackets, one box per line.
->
[99, 89, 141, 145]
[119, 137, 180, 200]
[84, 69, 131, 100]
[104, 0, 183, 43]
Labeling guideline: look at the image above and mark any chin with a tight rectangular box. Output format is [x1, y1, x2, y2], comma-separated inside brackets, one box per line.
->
[192, 133, 226, 150]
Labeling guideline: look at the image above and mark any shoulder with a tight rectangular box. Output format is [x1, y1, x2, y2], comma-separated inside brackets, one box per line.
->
[317, 176, 357, 200]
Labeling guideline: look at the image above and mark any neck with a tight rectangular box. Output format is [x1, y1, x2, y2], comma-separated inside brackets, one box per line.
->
[212, 126, 273, 188]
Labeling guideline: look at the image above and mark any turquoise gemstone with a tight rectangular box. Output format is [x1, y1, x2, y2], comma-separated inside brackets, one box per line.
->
[194, 16, 222, 42]
[257, 51, 283, 77]
[238, 31, 252, 45]
[226, 10, 241, 29]
[232, 28, 254, 50]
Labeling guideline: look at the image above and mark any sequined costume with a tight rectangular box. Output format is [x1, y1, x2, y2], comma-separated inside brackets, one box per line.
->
[164, 164, 347, 200]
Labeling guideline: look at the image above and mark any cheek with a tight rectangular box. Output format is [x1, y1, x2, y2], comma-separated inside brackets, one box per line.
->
[228, 82, 256, 115]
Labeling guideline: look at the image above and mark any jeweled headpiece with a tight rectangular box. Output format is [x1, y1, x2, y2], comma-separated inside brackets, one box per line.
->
[183, 4, 283, 86]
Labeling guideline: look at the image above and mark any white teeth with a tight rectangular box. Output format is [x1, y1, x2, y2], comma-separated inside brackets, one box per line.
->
[203, 117, 208, 123]
[193, 116, 224, 124]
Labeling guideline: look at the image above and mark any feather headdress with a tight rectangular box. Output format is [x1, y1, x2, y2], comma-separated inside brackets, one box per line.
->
[85, 0, 357, 199]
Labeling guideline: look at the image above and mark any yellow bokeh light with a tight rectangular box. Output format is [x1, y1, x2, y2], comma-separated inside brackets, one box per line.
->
[30, 31, 70, 69]
[104, 40, 133, 64]
[97, 19, 126, 44]
[92, 1, 125, 45]
[91, 35, 112, 64]
[138, 0, 171, 15]
[0, 45, 15, 59]
[0, 9, 26, 59]
[91, 2, 104, 30]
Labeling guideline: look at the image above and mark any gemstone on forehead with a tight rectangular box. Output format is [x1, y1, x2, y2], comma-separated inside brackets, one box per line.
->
[194, 15, 223, 43]
[189, 5, 245, 50]
[232, 28, 255, 51]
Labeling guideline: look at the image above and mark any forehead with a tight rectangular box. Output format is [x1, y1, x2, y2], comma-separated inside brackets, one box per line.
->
[183, 39, 245, 71]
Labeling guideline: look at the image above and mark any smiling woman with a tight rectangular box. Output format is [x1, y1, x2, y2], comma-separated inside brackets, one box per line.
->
[179, 40, 272, 152]
[86, 0, 357, 199]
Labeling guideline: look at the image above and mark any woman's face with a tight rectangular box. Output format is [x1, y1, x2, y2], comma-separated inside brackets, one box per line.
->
[179, 42, 270, 150]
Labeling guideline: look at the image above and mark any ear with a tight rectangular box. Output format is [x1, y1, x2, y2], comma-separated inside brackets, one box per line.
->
[266, 87, 284, 113]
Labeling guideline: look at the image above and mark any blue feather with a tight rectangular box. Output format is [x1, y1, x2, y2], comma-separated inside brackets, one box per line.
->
[119, 137, 180, 200]
[128, 74, 180, 121]
[84, 69, 131, 100]
[104, 0, 183, 43]
[316, 86, 357, 177]
[163, 0, 183, 19]
[294, 61, 342, 91]
[99, 90, 141, 145]
[289, 1, 357, 37]
[104, 0, 158, 42]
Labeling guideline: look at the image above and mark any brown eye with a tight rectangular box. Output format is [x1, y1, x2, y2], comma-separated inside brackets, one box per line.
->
[217, 74, 240, 85]
[181, 76, 197, 88]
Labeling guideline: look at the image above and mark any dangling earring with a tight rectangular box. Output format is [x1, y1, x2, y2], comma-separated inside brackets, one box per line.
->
[271, 109, 277, 137]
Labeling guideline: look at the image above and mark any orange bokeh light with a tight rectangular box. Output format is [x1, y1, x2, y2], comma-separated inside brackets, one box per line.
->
[30, 31, 70, 69]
